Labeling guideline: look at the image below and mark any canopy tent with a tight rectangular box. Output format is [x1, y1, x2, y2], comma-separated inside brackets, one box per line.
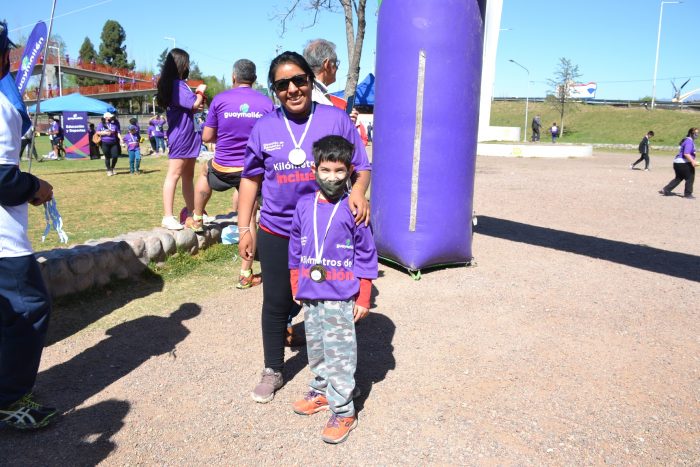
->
[331, 73, 375, 106]
[28, 93, 116, 115]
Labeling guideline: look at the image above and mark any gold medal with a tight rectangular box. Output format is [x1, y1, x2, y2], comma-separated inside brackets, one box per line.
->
[310, 264, 327, 283]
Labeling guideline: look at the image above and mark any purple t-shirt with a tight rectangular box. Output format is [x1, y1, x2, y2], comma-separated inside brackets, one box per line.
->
[50, 121, 63, 139]
[123, 132, 140, 151]
[97, 121, 120, 144]
[148, 125, 155, 138]
[243, 104, 371, 236]
[150, 117, 166, 137]
[675, 137, 696, 163]
[204, 87, 274, 168]
[166, 80, 200, 159]
[289, 193, 378, 301]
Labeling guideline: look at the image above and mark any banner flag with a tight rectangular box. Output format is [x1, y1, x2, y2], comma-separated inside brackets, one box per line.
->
[63, 111, 90, 159]
[15, 21, 48, 95]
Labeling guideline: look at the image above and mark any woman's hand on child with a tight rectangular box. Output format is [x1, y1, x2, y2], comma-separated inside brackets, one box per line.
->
[353, 304, 369, 322]
[349, 191, 370, 226]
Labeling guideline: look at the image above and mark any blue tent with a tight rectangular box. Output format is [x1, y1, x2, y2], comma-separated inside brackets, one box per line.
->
[331, 73, 375, 106]
[28, 93, 116, 115]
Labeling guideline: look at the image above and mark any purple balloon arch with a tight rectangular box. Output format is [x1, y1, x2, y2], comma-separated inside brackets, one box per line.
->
[371, 0, 484, 274]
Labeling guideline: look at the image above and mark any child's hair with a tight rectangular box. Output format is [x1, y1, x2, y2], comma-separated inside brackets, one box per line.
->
[312, 135, 354, 169]
[129, 117, 138, 125]
[647, 130, 655, 137]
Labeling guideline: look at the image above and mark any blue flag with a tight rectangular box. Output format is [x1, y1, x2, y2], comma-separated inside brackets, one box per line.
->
[15, 21, 48, 95]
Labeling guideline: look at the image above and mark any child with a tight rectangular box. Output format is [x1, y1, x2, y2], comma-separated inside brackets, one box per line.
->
[550, 122, 559, 143]
[288, 135, 378, 444]
[124, 121, 141, 174]
[631, 130, 654, 171]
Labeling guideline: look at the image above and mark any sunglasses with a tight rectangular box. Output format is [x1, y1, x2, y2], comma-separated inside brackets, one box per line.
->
[272, 74, 310, 92]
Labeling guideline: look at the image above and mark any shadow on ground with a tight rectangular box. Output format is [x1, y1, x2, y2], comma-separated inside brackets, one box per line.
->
[477, 215, 700, 282]
[47, 270, 165, 346]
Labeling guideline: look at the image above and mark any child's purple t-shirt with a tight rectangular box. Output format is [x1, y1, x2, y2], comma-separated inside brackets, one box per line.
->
[289, 192, 378, 301]
[204, 87, 274, 168]
[123, 132, 139, 151]
[243, 104, 371, 236]
[166, 80, 200, 159]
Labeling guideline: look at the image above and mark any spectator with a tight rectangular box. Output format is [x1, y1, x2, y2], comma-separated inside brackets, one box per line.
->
[367, 121, 373, 143]
[660, 127, 698, 199]
[150, 113, 167, 154]
[88, 122, 100, 160]
[550, 122, 559, 143]
[531, 115, 542, 142]
[20, 125, 38, 161]
[631, 131, 654, 171]
[96, 112, 121, 176]
[155, 48, 207, 230]
[48, 115, 64, 159]
[194, 58, 274, 288]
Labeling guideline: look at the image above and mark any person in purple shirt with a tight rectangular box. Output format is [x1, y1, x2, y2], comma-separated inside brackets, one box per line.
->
[147, 123, 157, 155]
[124, 124, 141, 174]
[96, 112, 122, 176]
[149, 114, 167, 154]
[237, 51, 371, 404]
[155, 48, 207, 230]
[48, 115, 64, 160]
[287, 135, 376, 444]
[660, 127, 698, 199]
[193, 58, 274, 288]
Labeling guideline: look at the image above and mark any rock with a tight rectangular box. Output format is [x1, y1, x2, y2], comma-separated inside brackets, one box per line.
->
[125, 238, 146, 258]
[208, 225, 222, 244]
[173, 229, 197, 255]
[73, 273, 95, 293]
[67, 252, 94, 275]
[154, 231, 176, 256]
[195, 231, 207, 250]
[47, 258, 75, 297]
[145, 236, 165, 262]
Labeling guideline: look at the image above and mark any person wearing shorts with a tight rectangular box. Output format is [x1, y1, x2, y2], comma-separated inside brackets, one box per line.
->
[193, 58, 273, 288]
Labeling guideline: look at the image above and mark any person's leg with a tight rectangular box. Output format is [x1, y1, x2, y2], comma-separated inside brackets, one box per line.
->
[180, 158, 196, 214]
[128, 150, 135, 173]
[684, 164, 695, 196]
[193, 164, 213, 217]
[0, 256, 51, 407]
[156, 137, 165, 153]
[663, 164, 685, 193]
[257, 229, 294, 372]
[101, 143, 112, 172]
[163, 158, 187, 217]
[322, 300, 357, 417]
[631, 155, 644, 168]
[231, 188, 239, 213]
[303, 301, 328, 393]
[110, 142, 120, 170]
[643, 153, 650, 170]
[150, 137, 157, 153]
[135, 149, 141, 173]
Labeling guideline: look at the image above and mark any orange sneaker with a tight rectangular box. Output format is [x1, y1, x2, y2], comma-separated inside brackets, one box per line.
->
[321, 413, 357, 444]
[292, 390, 329, 415]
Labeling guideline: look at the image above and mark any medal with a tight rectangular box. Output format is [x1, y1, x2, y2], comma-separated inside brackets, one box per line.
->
[283, 103, 315, 166]
[310, 264, 327, 283]
[288, 148, 307, 166]
[311, 191, 346, 283]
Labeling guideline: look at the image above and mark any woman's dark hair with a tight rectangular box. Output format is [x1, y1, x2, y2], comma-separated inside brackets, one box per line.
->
[156, 48, 190, 108]
[267, 51, 314, 92]
[679, 127, 699, 145]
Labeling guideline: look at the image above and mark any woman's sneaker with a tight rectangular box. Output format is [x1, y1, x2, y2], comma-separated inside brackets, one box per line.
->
[0, 394, 58, 430]
[321, 413, 357, 444]
[251, 368, 283, 403]
[292, 390, 329, 415]
[236, 270, 262, 289]
[161, 216, 184, 230]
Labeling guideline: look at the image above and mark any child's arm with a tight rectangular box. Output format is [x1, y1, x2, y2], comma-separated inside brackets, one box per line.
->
[353, 222, 378, 321]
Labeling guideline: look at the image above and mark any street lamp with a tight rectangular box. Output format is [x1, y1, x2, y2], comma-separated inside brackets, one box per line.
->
[48, 44, 62, 96]
[509, 59, 530, 142]
[651, 1, 682, 109]
[164, 37, 176, 49]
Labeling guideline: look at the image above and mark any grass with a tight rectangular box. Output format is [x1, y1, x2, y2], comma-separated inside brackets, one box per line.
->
[489, 100, 700, 146]
[22, 138, 234, 250]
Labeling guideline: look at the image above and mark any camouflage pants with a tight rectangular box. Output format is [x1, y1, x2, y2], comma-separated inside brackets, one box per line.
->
[303, 299, 357, 417]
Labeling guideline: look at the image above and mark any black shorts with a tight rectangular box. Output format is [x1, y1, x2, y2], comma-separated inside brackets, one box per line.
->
[207, 159, 243, 192]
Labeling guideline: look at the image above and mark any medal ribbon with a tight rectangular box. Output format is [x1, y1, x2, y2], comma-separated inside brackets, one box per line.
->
[282, 103, 315, 156]
[313, 191, 345, 266]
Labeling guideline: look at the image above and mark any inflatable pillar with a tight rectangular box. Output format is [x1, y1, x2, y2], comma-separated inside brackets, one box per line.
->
[371, 0, 485, 273]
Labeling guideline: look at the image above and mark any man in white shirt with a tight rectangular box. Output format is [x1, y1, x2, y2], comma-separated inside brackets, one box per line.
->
[0, 20, 57, 430]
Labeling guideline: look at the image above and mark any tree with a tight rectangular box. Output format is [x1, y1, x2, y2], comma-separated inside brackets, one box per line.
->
[546, 57, 582, 137]
[97, 20, 135, 70]
[156, 47, 169, 71]
[189, 62, 203, 80]
[202, 75, 225, 103]
[277, 0, 367, 100]
[77, 37, 100, 85]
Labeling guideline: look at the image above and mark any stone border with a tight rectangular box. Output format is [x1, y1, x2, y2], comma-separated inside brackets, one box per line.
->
[35, 219, 233, 299]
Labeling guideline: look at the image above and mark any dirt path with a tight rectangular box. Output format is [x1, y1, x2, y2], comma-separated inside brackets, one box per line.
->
[2, 151, 699, 465]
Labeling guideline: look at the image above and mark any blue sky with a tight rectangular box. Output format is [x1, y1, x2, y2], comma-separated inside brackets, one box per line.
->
[4, 0, 697, 100]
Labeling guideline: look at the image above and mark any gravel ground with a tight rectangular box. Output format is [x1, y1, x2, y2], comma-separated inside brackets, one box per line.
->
[2, 151, 699, 465]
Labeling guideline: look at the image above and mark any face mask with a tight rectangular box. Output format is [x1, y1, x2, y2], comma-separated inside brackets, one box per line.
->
[315, 172, 348, 201]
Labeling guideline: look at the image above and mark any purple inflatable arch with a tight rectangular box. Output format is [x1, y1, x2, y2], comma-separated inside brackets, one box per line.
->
[371, 0, 484, 274]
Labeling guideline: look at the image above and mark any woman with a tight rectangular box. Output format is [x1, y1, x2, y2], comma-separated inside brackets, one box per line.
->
[97, 112, 121, 176]
[156, 48, 207, 230]
[660, 127, 698, 199]
[237, 51, 371, 403]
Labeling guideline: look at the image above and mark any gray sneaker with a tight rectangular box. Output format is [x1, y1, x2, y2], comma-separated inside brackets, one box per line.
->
[251, 368, 283, 403]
